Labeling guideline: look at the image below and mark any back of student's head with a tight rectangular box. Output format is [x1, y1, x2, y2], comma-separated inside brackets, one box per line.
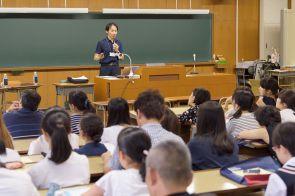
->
[232, 89, 256, 119]
[21, 90, 41, 111]
[42, 107, 72, 164]
[134, 90, 165, 120]
[197, 101, 234, 154]
[69, 91, 95, 114]
[192, 88, 211, 105]
[146, 140, 192, 187]
[272, 122, 295, 157]
[260, 76, 279, 97]
[107, 97, 130, 127]
[278, 89, 295, 111]
[254, 105, 281, 127]
[80, 113, 104, 144]
[117, 127, 151, 181]
[160, 107, 180, 134]
[0, 113, 13, 149]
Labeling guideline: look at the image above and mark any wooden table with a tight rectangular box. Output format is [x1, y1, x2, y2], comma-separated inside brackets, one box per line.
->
[13, 136, 85, 154]
[0, 83, 40, 111]
[39, 184, 93, 196]
[53, 83, 95, 106]
[130, 106, 189, 119]
[190, 169, 265, 195]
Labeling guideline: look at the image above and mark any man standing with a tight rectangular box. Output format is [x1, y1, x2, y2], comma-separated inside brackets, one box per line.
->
[94, 22, 124, 76]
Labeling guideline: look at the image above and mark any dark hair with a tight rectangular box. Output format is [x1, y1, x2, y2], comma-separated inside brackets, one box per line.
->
[260, 76, 279, 97]
[192, 88, 211, 105]
[254, 106, 281, 127]
[21, 90, 41, 111]
[161, 107, 180, 134]
[0, 139, 6, 155]
[105, 22, 119, 31]
[278, 89, 295, 111]
[80, 113, 104, 144]
[232, 89, 257, 119]
[134, 90, 165, 120]
[107, 97, 130, 127]
[42, 107, 72, 164]
[197, 101, 234, 154]
[68, 91, 95, 114]
[272, 122, 295, 156]
[117, 127, 152, 181]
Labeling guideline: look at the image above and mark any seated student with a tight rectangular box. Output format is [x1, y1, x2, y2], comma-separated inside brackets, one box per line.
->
[146, 140, 194, 196]
[276, 89, 295, 122]
[188, 101, 239, 170]
[179, 88, 211, 125]
[69, 91, 95, 134]
[3, 90, 43, 138]
[237, 106, 281, 149]
[28, 107, 79, 155]
[83, 127, 151, 196]
[160, 106, 181, 135]
[265, 122, 295, 196]
[28, 108, 90, 189]
[108, 90, 184, 170]
[226, 89, 260, 137]
[75, 113, 108, 156]
[0, 166, 38, 196]
[257, 76, 279, 107]
[0, 113, 13, 150]
[0, 139, 22, 169]
[101, 97, 130, 146]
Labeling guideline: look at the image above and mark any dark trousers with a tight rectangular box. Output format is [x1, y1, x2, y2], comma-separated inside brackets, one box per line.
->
[99, 65, 121, 76]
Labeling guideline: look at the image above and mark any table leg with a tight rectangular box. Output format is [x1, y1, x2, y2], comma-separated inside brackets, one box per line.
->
[56, 87, 58, 106]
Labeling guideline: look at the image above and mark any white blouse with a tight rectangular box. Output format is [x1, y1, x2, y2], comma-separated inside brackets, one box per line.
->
[28, 133, 79, 155]
[0, 148, 21, 163]
[28, 151, 90, 189]
[101, 125, 124, 146]
[280, 109, 295, 123]
[0, 168, 38, 196]
[95, 168, 149, 196]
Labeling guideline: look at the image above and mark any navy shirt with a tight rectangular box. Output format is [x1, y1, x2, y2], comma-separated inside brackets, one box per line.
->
[262, 96, 276, 106]
[74, 142, 107, 156]
[188, 136, 239, 170]
[3, 108, 43, 139]
[95, 37, 123, 65]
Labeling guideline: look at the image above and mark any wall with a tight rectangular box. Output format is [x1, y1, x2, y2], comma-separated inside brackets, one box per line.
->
[260, 0, 288, 59]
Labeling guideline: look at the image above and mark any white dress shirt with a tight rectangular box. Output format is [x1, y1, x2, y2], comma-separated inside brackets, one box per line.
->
[280, 109, 295, 123]
[28, 151, 90, 189]
[101, 125, 124, 146]
[265, 157, 295, 196]
[0, 148, 21, 163]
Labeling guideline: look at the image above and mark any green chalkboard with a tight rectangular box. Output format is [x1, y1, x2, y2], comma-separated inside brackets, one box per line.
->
[0, 13, 212, 67]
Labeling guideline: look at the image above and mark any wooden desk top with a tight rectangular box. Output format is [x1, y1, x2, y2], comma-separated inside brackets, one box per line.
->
[53, 83, 95, 87]
[38, 184, 93, 196]
[13, 136, 85, 154]
[0, 84, 40, 91]
[130, 106, 189, 119]
[93, 100, 135, 107]
[190, 169, 265, 194]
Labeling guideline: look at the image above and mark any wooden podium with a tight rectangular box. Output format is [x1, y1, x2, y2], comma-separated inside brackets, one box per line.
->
[94, 65, 236, 101]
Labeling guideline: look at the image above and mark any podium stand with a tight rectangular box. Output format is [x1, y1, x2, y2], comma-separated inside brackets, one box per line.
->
[94, 65, 236, 102]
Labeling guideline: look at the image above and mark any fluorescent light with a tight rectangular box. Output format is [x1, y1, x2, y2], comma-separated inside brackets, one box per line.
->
[102, 8, 209, 15]
[0, 8, 88, 13]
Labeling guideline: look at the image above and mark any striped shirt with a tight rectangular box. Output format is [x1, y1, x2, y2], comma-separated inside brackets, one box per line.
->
[226, 112, 260, 137]
[3, 108, 43, 139]
[70, 114, 83, 134]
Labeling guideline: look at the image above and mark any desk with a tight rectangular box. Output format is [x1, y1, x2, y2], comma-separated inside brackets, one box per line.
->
[39, 184, 93, 196]
[0, 83, 40, 111]
[13, 136, 85, 154]
[53, 83, 95, 106]
[190, 169, 265, 194]
[267, 69, 295, 89]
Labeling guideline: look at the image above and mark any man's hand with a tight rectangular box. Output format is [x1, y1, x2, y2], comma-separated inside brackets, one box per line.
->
[6, 101, 21, 112]
[93, 53, 104, 61]
[113, 43, 119, 53]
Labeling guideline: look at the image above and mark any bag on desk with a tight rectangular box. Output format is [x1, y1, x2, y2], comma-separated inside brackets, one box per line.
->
[67, 76, 89, 84]
[220, 156, 280, 185]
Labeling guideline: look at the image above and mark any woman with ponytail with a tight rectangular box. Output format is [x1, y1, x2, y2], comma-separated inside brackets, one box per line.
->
[226, 89, 260, 137]
[28, 108, 90, 189]
[83, 127, 151, 196]
[69, 91, 95, 134]
[75, 113, 109, 156]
